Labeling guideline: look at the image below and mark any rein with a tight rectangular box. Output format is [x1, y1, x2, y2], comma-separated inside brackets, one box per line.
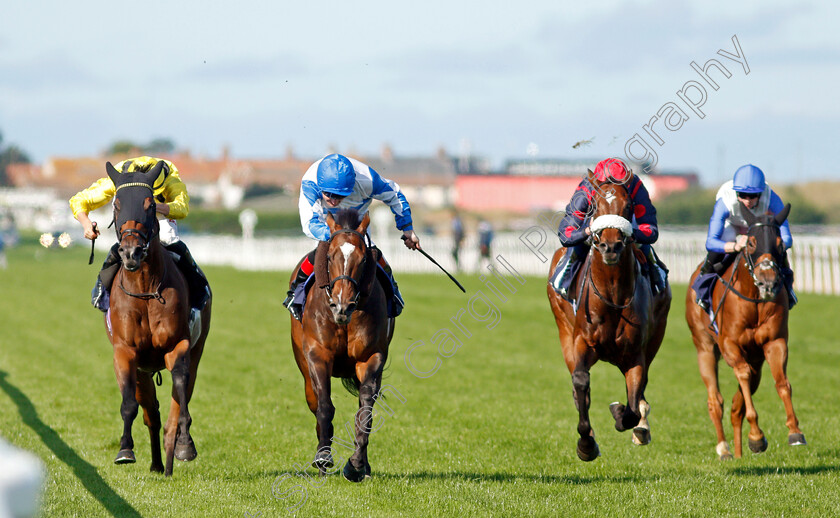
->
[585, 250, 637, 310]
[118, 262, 167, 304]
[708, 249, 779, 332]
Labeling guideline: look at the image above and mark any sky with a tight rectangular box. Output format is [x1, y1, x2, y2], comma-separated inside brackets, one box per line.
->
[1, 0, 838, 186]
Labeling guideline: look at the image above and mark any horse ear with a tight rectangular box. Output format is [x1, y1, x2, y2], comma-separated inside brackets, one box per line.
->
[145, 160, 165, 186]
[585, 169, 596, 183]
[775, 203, 791, 225]
[106, 162, 120, 185]
[326, 212, 338, 232]
[357, 212, 371, 234]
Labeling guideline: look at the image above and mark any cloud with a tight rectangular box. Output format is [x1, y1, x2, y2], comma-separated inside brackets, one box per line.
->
[182, 53, 310, 82]
[0, 53, 98, 91]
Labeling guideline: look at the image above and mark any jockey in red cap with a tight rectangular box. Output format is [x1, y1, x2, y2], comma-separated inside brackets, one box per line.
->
[551, 158, 667, 300]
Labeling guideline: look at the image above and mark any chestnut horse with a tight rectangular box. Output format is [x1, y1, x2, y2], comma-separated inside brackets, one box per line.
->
[547, 171, 671, 461]
[105, 162, 211, 476]
[290, 209, 394, 482]
[685, 203, 805, 460]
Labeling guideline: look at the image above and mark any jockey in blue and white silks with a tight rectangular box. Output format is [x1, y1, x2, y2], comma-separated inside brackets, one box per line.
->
[298, 154, 414, 242]
[284, 153, 420, 321]
[692, 164, 796, 310]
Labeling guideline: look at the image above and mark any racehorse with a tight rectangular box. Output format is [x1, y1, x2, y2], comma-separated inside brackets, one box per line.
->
[289, 209, 394, 481]
[685, 203, 805, 460]
[104, 162, 211, 476]
[547, 170, 672, 461]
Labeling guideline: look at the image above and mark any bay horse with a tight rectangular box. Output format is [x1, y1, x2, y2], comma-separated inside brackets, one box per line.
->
[547, 171, 672, 461]
[685, 203, 805, 460]
[105, 162, 211, 476]
[289, 209, 394, 482]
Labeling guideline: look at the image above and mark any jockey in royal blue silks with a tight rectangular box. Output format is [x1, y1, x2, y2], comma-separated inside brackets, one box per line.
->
[691, 164, 796, 311]
[282, 153, 421, 321]
[550, 158, 667, 301]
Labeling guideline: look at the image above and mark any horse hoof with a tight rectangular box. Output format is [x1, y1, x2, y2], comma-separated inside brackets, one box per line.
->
[150, 462, 165, 473]
[632, 426, 651, 446]
[312, 451, 334, 470]
[342, 460, 367, 483]
[719, 452, 734, 461]
[788, 433, 807, 446]
[114, 449, 136, 464]
[175, 441, 198, 462]
[576, 436, 600, 462]
[748, 436, 768, 454]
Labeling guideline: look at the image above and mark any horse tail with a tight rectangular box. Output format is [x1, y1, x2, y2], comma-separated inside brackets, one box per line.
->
[340, 376, 361, 397]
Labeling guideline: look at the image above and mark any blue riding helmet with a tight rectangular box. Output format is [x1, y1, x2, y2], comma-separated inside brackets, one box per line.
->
[732, 164, 766, 194]
[316, 154, 355, 197]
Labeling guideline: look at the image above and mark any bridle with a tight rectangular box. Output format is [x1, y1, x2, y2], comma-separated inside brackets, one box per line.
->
[709, 221, 785, 327]
[742, 222, 782, 288]
[114, 182, 159, 263]
[113, 182, 165, 302]
[586, 185, 637, 310]
[321, 228, 370, 306]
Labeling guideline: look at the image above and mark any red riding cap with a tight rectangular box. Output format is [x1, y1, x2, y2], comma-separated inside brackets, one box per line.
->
[593, 158, 630, 182]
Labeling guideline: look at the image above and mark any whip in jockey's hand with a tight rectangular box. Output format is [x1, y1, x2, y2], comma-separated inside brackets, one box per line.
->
[402, 230, 421, 250]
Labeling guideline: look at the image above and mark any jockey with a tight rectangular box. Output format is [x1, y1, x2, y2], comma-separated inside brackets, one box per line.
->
[694, 164, 796, 309]
[553, 158, 666, 299]
[70, 156, 210, 313]
[283, 153, 420, 321]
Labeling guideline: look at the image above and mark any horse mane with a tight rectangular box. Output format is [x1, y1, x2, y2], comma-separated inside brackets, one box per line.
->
[333, 209, 362, 229]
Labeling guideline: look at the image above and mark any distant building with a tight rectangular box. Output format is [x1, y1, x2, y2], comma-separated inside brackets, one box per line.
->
[455, 158, 698, 213]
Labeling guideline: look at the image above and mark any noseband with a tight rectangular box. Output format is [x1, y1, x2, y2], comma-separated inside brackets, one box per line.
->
[322, 228, 369, 305]
[114, 182, 159, 263]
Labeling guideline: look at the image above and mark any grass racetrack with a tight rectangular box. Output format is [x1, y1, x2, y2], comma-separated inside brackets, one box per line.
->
[1, 241, 839, 517]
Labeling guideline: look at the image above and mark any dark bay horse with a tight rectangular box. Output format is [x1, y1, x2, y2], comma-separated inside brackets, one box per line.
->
[105, 162, 211, 476]
[685, 204, 805, 460]
[547, 171, 672, 461]
[289, 209, 394, 482]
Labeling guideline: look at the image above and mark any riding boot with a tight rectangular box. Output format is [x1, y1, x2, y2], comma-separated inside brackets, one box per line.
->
[644, 247, 667, 294]
[555, 250, 578, 299]
[92, 243, 121, 312]
[782, 259, 797, 309]
[284, 266, 310, 321]
[377, 252, 404, 317]
[164, 241, 210, 311]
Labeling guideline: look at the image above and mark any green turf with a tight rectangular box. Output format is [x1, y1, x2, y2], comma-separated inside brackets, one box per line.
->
[1, 242, 839, 517]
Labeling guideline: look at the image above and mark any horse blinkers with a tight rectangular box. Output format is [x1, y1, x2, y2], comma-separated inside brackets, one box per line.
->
[113, 190, 159, 272]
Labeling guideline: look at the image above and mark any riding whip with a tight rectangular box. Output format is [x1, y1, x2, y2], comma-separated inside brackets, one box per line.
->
[88, 222, 98, 265]
[402, 236, 466, 293]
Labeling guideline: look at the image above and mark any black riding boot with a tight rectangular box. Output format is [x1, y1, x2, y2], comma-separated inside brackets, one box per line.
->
[699, 251, 725, 276]
[283, 266, 310, 321]
[92, 243, 121, 312]
[164, 240, 210, 310]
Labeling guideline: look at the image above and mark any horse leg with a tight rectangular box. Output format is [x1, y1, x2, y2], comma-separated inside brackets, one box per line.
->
[136, 371, 164, 473]
[609, 362, 644, 436]
[571, 340, 599, 462]
[113, 347, 138, 464]
[344, 353, 385, 482]
[162, 339, 195, 477]
[731, 362, 766, 456]
[308, 357, 335, 476]
[696, 346, 731, 460]
[765, 338, 806, 446]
